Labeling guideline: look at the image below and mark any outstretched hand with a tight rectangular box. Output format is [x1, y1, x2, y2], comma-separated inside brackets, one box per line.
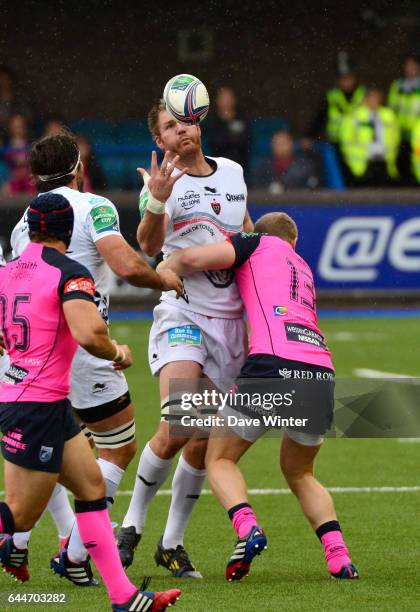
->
[137, 151, 188, 203]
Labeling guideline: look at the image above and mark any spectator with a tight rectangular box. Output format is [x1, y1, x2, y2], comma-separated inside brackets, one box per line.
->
[76, 134, 107, 191]
[388, 52, 420, 184]
[43, 115, 67, 137]
[2, 112, 35, 195]
[339, 87, 400, 187]
[205, 85, 251, 177]
[0, 65, 34, 144]
[252, 130, 322, 192]
[308, 64, 366, 145]
[410, 118, 420, 184]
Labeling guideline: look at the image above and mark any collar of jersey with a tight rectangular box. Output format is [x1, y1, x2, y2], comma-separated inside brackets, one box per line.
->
[186, 157, 217, 178]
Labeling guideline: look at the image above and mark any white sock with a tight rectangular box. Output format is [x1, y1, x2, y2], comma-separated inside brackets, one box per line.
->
[67, 458, 124, 563]
[13, 531, 31, 550]
[47, 484, 75, 540]
[162, 455, 206, 550]
[122, 442, 173, 534]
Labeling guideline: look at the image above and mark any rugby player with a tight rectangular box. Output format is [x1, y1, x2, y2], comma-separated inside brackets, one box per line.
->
[0, 193, 181, 611]
[157, 212, 359, 582]
[117, 101, 253, 576]
[9, 131, 183, 585]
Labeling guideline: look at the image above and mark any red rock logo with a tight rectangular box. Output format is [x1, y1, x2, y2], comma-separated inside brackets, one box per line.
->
[211, 201, 221, 215]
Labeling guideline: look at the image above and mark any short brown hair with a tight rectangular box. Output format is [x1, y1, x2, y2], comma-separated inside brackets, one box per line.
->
[30, 129, 79, 192]
[147, 99, 166, 139]
[254, 212, 298, 244]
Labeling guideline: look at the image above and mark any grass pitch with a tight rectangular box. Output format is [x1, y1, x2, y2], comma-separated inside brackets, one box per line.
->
[1, 317, 420, 611]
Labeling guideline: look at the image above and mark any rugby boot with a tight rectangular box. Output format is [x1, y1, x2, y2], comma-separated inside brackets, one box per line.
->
[155, 536, 202, 578]
[50, 548, 99, 586]
[0, 534, 30, 582]
[112, 577, 181, 611]
[116, 526, 142, 569]
[226, 525, 267, 582]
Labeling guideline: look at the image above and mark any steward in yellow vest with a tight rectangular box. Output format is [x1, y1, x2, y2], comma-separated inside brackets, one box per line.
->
[339, 88, 400, 186]
[388, 53, 420, 184]
[410, 119, 420, 183]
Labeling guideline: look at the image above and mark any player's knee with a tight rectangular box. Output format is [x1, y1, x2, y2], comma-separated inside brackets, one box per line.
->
[98, 439, 137, 470]
[183, 438, 208, 469]
[150, 427, 185, 460]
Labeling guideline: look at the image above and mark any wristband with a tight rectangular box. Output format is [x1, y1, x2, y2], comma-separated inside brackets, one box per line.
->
[142, 170, 166, 215]
[113, 346, 126, 363]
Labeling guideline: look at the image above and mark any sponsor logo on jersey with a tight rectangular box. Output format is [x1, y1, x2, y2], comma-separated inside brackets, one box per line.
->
[203, 185, 221, 199]
[284, 323, 327, 350]
[179, 223, 216, 238]
[90, 204, 119, 234]
[3, 364, 29, 385]
[63, 277, 95, 297]
[178, 190, 200, 210]
[273, 305, 288, 316]
[168, 326, 202, 346]
[226, 192, 246, 202]
[39, 445, 54, 463]
[211, 201, 221, 215]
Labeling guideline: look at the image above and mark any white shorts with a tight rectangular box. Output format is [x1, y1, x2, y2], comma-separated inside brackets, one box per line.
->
[149, 301, 247, 392]
[69, 346, 129, 409]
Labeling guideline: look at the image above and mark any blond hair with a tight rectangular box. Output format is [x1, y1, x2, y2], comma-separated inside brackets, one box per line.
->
[254, 212, 298, 244]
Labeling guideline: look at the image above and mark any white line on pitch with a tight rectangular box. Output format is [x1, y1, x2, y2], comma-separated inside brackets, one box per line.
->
[1, 486, 419, 497]
[353, 368, 412, 379]
[113, 486, 420, 496]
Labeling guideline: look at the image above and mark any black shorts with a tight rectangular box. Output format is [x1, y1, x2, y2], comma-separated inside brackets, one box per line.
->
[73, 391, 131, 424]
[231, 354, 335, 437]
[0, 399, 81, 473]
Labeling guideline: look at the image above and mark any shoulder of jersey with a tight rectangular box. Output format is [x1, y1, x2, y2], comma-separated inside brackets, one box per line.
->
[44, 246, 92, 278]
[207, 156, 244, 173]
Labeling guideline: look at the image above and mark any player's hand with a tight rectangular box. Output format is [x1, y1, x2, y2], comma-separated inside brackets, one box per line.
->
[113, 344, 133, 370]
[158, 268, 184, 298]
[138, 151, 188, 203]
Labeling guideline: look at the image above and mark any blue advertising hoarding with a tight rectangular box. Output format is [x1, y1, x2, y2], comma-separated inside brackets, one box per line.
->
[249, 204, 420, 291]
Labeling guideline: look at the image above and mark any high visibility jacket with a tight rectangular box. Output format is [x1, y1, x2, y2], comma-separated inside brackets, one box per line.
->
[410, 119, 420, 182]
[326, 85, 366, 143]
[388, 78, 420, 138]
[339, 105, 400, 178]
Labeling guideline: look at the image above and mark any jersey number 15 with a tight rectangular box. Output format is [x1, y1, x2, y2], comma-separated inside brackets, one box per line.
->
[0, 294, 31, 352]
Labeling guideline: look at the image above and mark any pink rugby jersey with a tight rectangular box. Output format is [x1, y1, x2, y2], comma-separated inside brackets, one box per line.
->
[0, 242, 96, 402]
[230, 233, 334, 369]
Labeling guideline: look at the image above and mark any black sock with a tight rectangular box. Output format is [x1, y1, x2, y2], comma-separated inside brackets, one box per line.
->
[0, 501, 15, 534]
[74, 497, 107, 513]
[227, 502, 252, 521]
[315, 520, 341, 541]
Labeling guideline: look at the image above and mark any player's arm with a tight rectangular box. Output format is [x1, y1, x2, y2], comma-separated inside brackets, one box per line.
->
[60, 273, 132, 368]
[96, 235, 181, 295]
[63, 299, 132, 368]
[158, 242, 236, 276]
[137, 150, 188, 256]
[243, 209, 254, 232]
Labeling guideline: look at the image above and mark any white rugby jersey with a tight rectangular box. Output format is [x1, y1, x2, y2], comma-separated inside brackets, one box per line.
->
[10, 186, 122, 323]
[139, 157, 247, 318]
